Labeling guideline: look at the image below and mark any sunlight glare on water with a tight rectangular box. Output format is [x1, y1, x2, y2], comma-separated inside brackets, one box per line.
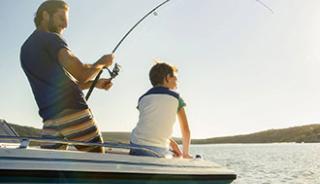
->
[190, 143, 320, 184]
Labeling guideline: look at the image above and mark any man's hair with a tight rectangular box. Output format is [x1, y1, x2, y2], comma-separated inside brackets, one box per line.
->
[149, 62, 177, 86]
[34, 0, 69, 27]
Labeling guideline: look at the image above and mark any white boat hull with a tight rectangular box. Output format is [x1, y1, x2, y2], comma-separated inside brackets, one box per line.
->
[0, 147, 236, 183]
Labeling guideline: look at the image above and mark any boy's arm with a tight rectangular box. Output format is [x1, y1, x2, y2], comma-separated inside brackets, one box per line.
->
[177, 107, 192, 159]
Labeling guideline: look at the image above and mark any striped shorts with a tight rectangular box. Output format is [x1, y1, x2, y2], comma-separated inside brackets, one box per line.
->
[41, 109, 104, 153]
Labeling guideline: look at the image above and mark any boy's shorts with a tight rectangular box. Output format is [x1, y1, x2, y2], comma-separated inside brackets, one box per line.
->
[129, 142, 172, 158]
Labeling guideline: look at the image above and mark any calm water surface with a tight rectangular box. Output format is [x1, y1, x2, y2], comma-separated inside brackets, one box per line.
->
[190, 143, 320, 184]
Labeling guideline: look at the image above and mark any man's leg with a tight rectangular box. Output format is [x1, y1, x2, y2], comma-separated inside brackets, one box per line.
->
[40, 125, 67, 150]
[58, 109, 105, 153]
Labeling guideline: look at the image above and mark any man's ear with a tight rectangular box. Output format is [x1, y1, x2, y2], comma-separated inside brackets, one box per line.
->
[42, 11, 50, 22]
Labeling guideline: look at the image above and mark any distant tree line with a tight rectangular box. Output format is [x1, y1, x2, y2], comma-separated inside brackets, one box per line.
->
[191, 124, 320, 144]
[2, 119, 320, 144]
[9, 123, 41, 137]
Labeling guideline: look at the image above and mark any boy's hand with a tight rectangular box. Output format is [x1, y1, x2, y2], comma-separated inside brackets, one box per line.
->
[183, 153, 193, 159]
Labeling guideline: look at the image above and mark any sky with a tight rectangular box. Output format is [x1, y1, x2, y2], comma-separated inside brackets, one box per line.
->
[1, 0, 320, 139]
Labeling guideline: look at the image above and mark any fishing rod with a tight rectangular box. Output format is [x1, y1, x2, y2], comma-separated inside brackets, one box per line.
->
[255, 0, 274, 13]
[86, 0, 171, 100]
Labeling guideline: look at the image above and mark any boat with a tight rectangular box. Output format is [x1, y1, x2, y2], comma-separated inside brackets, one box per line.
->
[0, 121, 236, 184]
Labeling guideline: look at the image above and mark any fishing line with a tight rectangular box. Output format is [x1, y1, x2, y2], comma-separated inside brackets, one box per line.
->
[86, 0, 171, 100]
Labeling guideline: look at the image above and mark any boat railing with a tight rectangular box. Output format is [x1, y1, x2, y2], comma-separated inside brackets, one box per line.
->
[0, 135, 163, 157]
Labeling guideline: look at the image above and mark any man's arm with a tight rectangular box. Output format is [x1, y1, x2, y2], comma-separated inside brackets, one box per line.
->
[58, 48, 114, 83]
[78, 78, 112, 90]
[177, 107, 192, 159]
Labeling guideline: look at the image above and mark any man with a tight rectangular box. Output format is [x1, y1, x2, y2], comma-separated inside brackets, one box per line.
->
[20, 0, 113, 153]
[129, 62, 192, 158]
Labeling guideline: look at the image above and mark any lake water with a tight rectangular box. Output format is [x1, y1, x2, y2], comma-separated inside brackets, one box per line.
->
[190, 143, 320, 184]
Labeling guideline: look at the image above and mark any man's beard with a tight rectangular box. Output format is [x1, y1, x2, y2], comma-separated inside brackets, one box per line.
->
[48, 18, 60, 34]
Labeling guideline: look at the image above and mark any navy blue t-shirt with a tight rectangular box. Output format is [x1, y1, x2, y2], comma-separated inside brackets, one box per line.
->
[20, 30, 88, 121]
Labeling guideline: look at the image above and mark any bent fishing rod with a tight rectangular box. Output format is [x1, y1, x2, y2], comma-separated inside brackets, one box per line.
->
[255, 0, 274, 13]
[85, 0, 171, 100]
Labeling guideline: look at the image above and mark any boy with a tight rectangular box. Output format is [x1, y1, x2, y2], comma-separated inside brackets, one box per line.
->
[130, 62, 192, 158]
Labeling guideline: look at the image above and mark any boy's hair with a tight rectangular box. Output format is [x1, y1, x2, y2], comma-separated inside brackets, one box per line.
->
[149, 62, 177, 86]
[34, 0, 69, 27]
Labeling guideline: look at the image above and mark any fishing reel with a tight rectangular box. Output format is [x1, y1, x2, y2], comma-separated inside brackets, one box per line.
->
[106, 63, 121, 79]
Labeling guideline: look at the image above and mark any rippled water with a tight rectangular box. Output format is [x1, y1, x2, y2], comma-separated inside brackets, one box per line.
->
[190, 143, 320, 184]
